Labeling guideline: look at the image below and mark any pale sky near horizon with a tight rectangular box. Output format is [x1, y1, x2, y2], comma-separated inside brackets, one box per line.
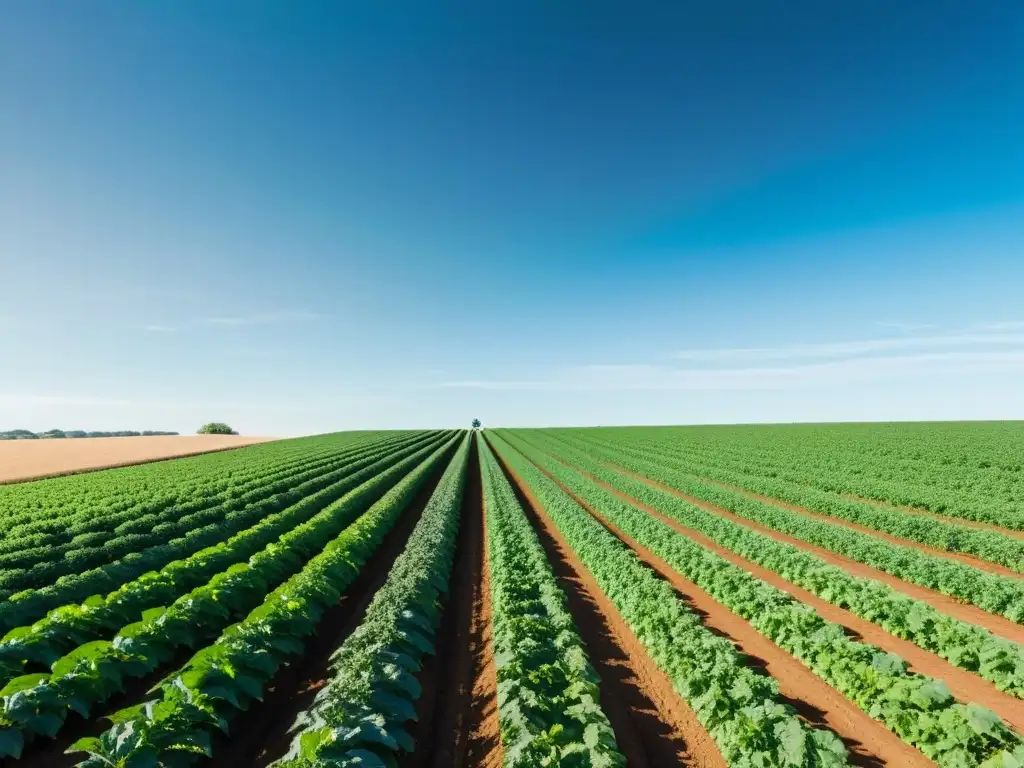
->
[2, 3, 1023, 435]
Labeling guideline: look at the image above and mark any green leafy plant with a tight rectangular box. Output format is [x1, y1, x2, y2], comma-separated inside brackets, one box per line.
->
[552, 433, 1024, 625]
[496, 431, 1024, 768]
[524, 429, 1024, 700]
[272, 433, 472, 766]
[0, 432, 444, 689]
[0, 432, 446, 635]
[478, 438, 624, 767]
[0, 436, 456, 758]
[67, 436, 461, 767]
[487, 432, 848, 768]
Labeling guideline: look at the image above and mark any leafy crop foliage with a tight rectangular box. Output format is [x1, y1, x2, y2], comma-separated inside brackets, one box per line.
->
[498, 429, 1024, 768]
[2, 422, 1023, 767]
[479, 437, 623, 766]
[68, 436, 460, 766]
[0, 432, 440, 631]
[575, 431, 1024, 573]
[0, 431, 451, 759]
[553, 433, 1024, 625]
[487, 432, 849, 768]
[0, 434, 448, 690]
[528, 430, 1024, 700]
[272, 433, 472, 766]
[582, 422, 1024, 530]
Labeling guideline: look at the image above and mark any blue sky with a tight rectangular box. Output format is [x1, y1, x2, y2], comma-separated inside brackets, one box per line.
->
[2, 2, 1023, 435]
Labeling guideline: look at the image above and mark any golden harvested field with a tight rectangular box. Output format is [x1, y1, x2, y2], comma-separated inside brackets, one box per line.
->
[0, 434, 274, 483]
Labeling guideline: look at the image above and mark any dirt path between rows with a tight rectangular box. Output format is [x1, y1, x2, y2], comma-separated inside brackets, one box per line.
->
[614, 465, 1024, 646]
[404, 435, 502, 768]
[839, 492, 1024, 540]
[212, 454, 453, 768]
[565, 464, 1024, 732]
[0, 435, 274, 484]
[489, 446, 720, 768]
[698, 475, 1024, 580]
[511, 452, 933, 767]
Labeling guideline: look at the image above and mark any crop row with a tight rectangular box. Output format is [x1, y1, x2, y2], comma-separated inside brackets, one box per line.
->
[0, 432, 450, 634]
[0, 435, 459, 758]
[0, 434, 395, 548]
[69, 434, 459, 767]
[0, 431, 406, 531]
[0, 432, 438, 593]
[574, 426, 1024, 530]
[576, 432, 1024, 569]
[520, 431, 1024, 698]
[0, 432, 451, 688]
[485, 432, 850, 768]
[675, 438, 1024, 530]
[271, 432, 472, 766]
[479, 436, 623, 766]
[499, 431, 1024, 768]
[0, 439, 353, 554]
[555, 432, 1024, 625]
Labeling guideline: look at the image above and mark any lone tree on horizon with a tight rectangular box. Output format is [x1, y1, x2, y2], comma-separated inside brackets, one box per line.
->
[197, 422, 238, 435]
[471, 419, 482, 429]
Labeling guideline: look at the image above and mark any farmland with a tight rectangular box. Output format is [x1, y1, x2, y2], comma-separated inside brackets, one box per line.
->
[0, 435, 273, 485]
[1, 424, 1023, 767]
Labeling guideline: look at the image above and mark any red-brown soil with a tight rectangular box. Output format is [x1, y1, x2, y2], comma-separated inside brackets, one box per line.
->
[702, 476, 1024, 580]
[0, 435, 274, 484]
[404, 435, 502, 768]
[617, 466, 1024, 646]
[571, 466, 1024, 733]
[492, 449, 725, 768]
[514, 452, 933, 768]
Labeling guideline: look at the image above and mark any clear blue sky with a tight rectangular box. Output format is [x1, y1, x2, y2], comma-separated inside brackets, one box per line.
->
[2, 2, 1023, 434]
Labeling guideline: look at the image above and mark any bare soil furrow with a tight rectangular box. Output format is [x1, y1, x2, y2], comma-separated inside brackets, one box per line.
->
[404, 434, 502, 768]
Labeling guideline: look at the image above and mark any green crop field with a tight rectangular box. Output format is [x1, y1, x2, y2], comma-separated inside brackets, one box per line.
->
[1, 423, 1023, 767]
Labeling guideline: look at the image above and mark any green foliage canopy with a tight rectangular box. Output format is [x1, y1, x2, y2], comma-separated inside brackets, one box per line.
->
[197, 423, 237, 435]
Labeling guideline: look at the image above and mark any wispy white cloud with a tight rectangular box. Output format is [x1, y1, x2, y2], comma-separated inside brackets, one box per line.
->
[143, 324, 176, 333]
[874, 321, 937, 333]
[671, 331, 1024, 363]
[972, 321, 1024, 332]
[202, 310, 324, 328]
[443, 323, 1024, 393]
[440, 349, 1024, 392]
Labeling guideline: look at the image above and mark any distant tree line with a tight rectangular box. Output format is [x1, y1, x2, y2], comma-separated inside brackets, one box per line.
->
[0, 429, 180, 440]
